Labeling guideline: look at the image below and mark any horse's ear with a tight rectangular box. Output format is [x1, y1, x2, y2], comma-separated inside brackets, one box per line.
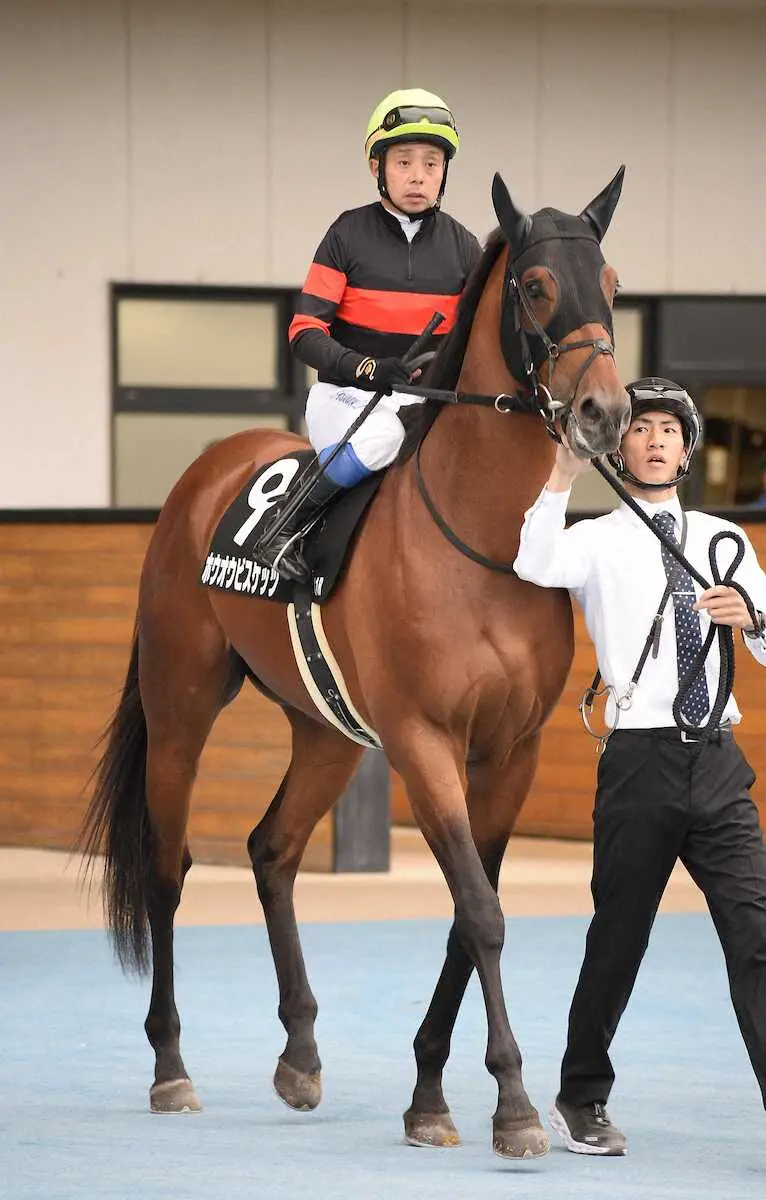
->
[580, 165, 625, 241]
[492, 173, 531, 251]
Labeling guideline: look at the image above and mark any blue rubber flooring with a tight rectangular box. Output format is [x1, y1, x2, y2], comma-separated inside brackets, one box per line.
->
[1, 914, 763, 1199]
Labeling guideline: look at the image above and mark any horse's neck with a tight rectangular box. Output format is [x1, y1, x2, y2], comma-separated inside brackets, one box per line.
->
[421, 405, 554, 559]
[418, 268, 556, 563]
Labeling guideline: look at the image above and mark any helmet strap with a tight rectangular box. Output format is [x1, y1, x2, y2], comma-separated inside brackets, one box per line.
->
[437, 158, 449, 201]
[613, 461, 691, 491]
[375, 149, 390, 201]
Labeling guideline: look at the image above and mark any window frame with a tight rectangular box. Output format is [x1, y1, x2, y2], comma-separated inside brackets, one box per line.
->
[110, 282, 305, 505]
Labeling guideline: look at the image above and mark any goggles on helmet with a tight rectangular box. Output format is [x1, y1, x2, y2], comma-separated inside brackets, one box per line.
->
[630, 384, 691, 407]
[381, 105, 457, 133]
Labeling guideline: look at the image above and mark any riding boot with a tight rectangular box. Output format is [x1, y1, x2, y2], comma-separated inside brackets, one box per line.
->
[255, 472, 346, 583]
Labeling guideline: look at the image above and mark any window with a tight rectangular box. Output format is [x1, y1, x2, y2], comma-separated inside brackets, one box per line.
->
[112, 285, 304, 507]
[699, 386, 766, 507]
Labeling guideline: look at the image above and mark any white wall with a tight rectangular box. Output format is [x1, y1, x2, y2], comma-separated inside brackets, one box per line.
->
[1, 0, 765, 506]
[1, 1, 128, 508]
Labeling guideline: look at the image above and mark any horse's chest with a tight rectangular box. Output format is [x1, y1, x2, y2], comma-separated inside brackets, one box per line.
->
[473, 613, 572, 713]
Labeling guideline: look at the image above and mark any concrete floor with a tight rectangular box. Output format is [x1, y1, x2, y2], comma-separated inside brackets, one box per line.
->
[0, 828, 706, 931]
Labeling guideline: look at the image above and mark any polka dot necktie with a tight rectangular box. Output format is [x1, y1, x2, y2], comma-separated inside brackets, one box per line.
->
[653, 510, 710, 725]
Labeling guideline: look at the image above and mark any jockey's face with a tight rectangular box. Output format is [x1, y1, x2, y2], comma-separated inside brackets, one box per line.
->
[370, 142, 445, 214]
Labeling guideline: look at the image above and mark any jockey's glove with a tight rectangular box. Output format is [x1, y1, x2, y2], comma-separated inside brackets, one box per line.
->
[353, 355, 413, 393]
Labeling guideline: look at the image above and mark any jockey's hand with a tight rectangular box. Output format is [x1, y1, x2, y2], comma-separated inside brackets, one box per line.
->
[354, 356, 413, 393]
[694, 585, 763, 631]
[547, 433, 593, 493]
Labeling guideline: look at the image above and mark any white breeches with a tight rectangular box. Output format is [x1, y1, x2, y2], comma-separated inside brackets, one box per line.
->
[305, 382, 426, 472]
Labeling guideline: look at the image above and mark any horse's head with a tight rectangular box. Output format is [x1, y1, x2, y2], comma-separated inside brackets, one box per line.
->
[492, 169, 630, 456]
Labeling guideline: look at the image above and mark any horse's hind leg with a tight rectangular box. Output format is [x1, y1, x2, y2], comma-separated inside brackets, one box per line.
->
[140, 620, 236, 1114]
[248, 708, 364, 1111]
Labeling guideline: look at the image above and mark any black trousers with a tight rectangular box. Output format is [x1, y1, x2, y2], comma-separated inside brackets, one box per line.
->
[559, 728, 766, 1109]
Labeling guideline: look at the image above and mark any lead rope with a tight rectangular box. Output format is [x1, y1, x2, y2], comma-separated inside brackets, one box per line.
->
[582, 458, 760, 748]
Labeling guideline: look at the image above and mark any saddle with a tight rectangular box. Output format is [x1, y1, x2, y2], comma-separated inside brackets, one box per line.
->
[200, 450, 384, 605]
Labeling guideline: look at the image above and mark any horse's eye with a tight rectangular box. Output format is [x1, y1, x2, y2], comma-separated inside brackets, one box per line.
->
[525, 280, 544, 300]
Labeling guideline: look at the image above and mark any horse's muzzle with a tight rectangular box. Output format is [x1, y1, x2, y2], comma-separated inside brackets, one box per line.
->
[568, 394, 630, 456]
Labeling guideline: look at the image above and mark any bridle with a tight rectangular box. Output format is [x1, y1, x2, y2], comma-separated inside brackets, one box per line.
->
[412, 237, 618, 573]
[498, 237, 616, 445]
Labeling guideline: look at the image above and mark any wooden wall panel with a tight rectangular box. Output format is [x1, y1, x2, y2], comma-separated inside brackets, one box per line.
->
[1, 521, 764, 863]
[0, 522, 333, 869]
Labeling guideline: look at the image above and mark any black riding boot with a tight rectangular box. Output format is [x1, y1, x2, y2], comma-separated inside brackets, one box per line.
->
[255, 473, 345, 583]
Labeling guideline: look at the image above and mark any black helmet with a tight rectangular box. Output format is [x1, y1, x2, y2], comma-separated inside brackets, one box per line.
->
[606, 377, 702, 491]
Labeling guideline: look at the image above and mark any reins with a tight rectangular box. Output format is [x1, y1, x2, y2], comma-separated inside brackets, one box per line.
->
[404, 232, 617, 576]
[403, 383, 549, 576]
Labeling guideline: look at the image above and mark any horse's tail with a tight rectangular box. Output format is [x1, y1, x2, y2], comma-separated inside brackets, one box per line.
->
[79, 625, 152, 976]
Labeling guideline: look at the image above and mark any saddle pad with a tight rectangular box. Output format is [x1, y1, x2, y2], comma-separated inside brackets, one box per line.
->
[200, 450, 384, 605]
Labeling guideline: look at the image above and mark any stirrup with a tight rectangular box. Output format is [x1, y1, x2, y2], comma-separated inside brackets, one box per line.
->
[271, 537, 309, 583]
[256, 527, 309, 583]
[254, 486, 333, 581]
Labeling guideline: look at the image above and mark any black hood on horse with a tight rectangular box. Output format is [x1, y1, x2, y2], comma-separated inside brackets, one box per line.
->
[406, 166, 627, 460]
[493, 167, 624, 393]
[509, 206, 615, 344]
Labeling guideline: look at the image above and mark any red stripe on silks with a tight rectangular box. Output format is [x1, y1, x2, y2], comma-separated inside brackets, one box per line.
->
[336, 288, 460, 335]
[304, 262, 347, 303]
[289, 313, 330, 341]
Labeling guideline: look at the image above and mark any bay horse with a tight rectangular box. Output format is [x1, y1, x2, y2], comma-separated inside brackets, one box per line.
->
[81, 169, 631, 1159]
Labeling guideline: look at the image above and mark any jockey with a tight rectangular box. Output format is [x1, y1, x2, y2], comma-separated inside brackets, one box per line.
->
[258, 87, 482, 581]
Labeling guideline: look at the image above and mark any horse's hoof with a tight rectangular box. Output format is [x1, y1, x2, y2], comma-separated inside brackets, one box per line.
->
[273, 1059, 321, 1111]
[493, 1118, 550, 1159]
[403, 1107, 461, 1148]
[150, 1078, 202, 1113]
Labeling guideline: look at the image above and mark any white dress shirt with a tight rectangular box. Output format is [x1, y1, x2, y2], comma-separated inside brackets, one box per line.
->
[514, 487, 766, 729]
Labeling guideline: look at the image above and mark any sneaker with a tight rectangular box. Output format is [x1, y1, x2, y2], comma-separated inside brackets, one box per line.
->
[549, 1098, 627, 1156]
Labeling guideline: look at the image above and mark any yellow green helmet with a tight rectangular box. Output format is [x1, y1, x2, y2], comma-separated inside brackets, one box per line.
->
[364, 88, 460, 161]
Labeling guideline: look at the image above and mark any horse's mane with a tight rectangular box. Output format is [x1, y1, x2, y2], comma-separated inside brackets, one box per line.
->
[398, 228, 506, 463]
[428, 227, 505, 389]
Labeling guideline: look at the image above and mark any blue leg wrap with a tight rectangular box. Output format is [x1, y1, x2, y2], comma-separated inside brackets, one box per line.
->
[319, 443, 372, 487]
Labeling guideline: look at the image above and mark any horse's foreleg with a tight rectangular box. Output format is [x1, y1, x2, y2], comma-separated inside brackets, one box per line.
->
[404, 842, 506, 1148]
[248, 708, 364, 1112]
[396, 732, 548, 1159]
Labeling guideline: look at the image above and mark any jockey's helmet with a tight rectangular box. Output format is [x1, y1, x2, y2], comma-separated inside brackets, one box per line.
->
[365, 89, 460, 162]
[607, 377, 702, 489]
